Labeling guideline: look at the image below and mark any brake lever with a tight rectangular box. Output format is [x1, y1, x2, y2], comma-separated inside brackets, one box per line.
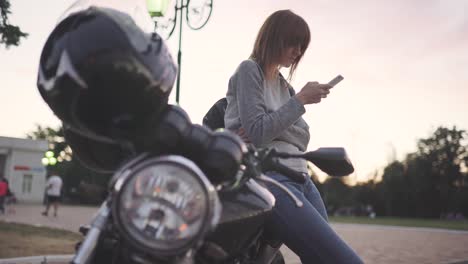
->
[257, 174, 303, 208]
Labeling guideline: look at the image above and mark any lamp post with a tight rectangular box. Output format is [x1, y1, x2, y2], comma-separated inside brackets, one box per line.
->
[147, 0, 213, 105]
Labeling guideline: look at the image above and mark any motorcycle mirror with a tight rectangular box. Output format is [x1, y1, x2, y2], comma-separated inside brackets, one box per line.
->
[302, 148, 354, 177]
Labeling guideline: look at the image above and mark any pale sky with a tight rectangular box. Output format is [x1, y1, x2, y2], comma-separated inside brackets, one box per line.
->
[1, 0, 467, 182]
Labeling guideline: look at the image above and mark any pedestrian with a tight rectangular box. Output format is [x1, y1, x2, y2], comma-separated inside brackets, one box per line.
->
[41, 169, 63, 217]
[224, 9, 363, 263]
[0, 176, 8, 214]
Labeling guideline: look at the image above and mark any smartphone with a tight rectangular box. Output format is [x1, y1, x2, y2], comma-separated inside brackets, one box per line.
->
[328, 75, 344, 87]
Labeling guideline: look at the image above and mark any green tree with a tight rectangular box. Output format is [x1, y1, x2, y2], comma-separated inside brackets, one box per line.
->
[352, 180, 380, 214]
[378, 160, 412, 216]
[27, 124, 111, 204]
[0, 0, 28, 47]
[26, 124, 72, 163]
[320, 177, 353, 214]
[378, 126, 468, 218]
[415, 126, 468, 216]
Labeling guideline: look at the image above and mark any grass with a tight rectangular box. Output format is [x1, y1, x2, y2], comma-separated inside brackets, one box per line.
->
[0, 221, 82, 258]
[329, 216, 468, 231]
[1, 216, 466, 259]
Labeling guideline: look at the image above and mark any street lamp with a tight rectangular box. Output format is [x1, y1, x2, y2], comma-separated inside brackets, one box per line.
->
[147, 0, 213, 104]
[42, 150, 57, 166]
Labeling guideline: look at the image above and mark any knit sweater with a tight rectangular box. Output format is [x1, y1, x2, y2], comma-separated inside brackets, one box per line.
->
[224, 59, 310, 173]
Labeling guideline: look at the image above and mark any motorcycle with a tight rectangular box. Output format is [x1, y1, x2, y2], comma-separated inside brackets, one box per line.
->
[71, 104, 354, 264]
[33, 1, 354, 262]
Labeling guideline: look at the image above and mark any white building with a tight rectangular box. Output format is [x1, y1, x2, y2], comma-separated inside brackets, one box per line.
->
[0, 136, 48, 203]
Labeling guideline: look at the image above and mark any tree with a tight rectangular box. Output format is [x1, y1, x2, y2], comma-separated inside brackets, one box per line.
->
[414, 126, 468, 216]
[320, 177, 353, 215]
[378, 126, 468, 218]
[352, 180, 380, 215]
[27, 124, 112, 204]
[0, 0, 28, 48]
[378, 160, 411, 216]
[26, 124, 72, 163]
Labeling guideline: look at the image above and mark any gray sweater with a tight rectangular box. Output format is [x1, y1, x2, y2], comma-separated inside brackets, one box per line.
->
[224, 60, 310, 173]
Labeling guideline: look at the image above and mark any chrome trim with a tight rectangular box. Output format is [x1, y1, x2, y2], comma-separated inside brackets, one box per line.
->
[246, 179, 275, 207]
[257, 174, 303, 208]
[155, 155, 222, 230]
[72, 202, 110, 264]
[111, 154, 222, 256]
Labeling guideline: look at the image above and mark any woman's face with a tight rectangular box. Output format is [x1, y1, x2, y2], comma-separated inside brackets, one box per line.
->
[279, 44, 302, 68]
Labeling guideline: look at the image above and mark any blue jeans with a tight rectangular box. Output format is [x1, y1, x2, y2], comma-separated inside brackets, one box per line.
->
[264, 172, 363, 264]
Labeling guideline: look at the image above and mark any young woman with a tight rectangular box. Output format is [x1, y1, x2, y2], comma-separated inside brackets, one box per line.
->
[224, 10, 363, 263]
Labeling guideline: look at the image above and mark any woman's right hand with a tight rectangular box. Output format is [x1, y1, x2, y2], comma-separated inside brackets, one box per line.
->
[295, 81, 332, 105]
[236, 127, 251, 143]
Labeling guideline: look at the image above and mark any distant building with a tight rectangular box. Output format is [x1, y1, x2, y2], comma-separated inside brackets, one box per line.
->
[0, 136, 48, 203]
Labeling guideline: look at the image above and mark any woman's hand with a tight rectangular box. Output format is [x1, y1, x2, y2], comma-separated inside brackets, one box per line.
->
[295, 81, 332, 105]
[236, 127, 251, 143]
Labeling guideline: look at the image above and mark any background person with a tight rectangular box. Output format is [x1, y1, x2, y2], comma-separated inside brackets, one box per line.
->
[42, 170, 63, 217]
[0, 176, 8, 214]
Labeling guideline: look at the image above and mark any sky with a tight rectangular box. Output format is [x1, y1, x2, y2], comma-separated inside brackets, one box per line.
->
[0, 0, 467, 182]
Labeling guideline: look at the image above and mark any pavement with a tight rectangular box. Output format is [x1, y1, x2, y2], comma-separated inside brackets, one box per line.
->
[2, 203, 468, 264]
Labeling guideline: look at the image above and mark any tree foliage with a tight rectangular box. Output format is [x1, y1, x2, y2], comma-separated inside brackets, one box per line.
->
[320, 177, 353, 214]
[0, 0, 28, 48]
[316, 126, 468, 218]
[26, 124, 72, 163]
[27, 124, 111, 204]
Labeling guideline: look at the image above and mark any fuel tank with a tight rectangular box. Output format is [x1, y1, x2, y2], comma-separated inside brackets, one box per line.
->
[203, 180, 275, 257]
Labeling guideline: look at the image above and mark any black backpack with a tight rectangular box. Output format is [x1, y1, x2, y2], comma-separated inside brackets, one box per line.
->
[202, 98, 228, 130]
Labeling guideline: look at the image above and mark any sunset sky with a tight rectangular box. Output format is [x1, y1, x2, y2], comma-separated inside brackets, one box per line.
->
[1, 0, 467, 181]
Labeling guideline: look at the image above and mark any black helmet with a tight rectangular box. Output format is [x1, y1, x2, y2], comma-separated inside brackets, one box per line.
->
[37, 1, 177, 172]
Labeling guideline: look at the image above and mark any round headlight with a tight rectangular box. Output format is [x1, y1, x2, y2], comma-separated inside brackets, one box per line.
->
[113, 155, 221, 256]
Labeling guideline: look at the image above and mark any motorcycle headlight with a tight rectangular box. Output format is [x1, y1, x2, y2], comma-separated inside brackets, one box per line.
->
[112, 155, 221, 256]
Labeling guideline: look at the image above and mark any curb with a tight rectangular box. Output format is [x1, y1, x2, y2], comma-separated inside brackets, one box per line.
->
[332, 223, 468, 234]
[0, 255, 73, 264]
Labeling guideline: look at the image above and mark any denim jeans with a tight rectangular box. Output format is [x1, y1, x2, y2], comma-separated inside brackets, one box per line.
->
[264, 172, 363, 264]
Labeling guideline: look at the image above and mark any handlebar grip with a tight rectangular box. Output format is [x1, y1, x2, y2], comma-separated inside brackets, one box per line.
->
[268, 160, 307, 184]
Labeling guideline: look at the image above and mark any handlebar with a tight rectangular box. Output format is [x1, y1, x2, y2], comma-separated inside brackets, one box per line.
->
[240, 147, 306, 207]
[263, 156, 307, 184]
[245, 146, 354, 178]
[243, 146, 307, 184]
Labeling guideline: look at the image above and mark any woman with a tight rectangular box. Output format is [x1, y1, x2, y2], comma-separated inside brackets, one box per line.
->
[224, 10, 363, 263]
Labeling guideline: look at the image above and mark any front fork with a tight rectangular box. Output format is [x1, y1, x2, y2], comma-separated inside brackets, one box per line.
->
[72, 201, 111, 264]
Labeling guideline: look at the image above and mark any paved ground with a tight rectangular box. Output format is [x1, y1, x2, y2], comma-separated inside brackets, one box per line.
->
[2, 203, 468, 264]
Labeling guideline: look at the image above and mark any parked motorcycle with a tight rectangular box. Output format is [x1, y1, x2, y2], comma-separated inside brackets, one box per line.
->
[70, 105, 354, 264]
[35, 1, 355, 263]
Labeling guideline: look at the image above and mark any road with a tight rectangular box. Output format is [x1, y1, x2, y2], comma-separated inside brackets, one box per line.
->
[2, 204, 468, 263]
